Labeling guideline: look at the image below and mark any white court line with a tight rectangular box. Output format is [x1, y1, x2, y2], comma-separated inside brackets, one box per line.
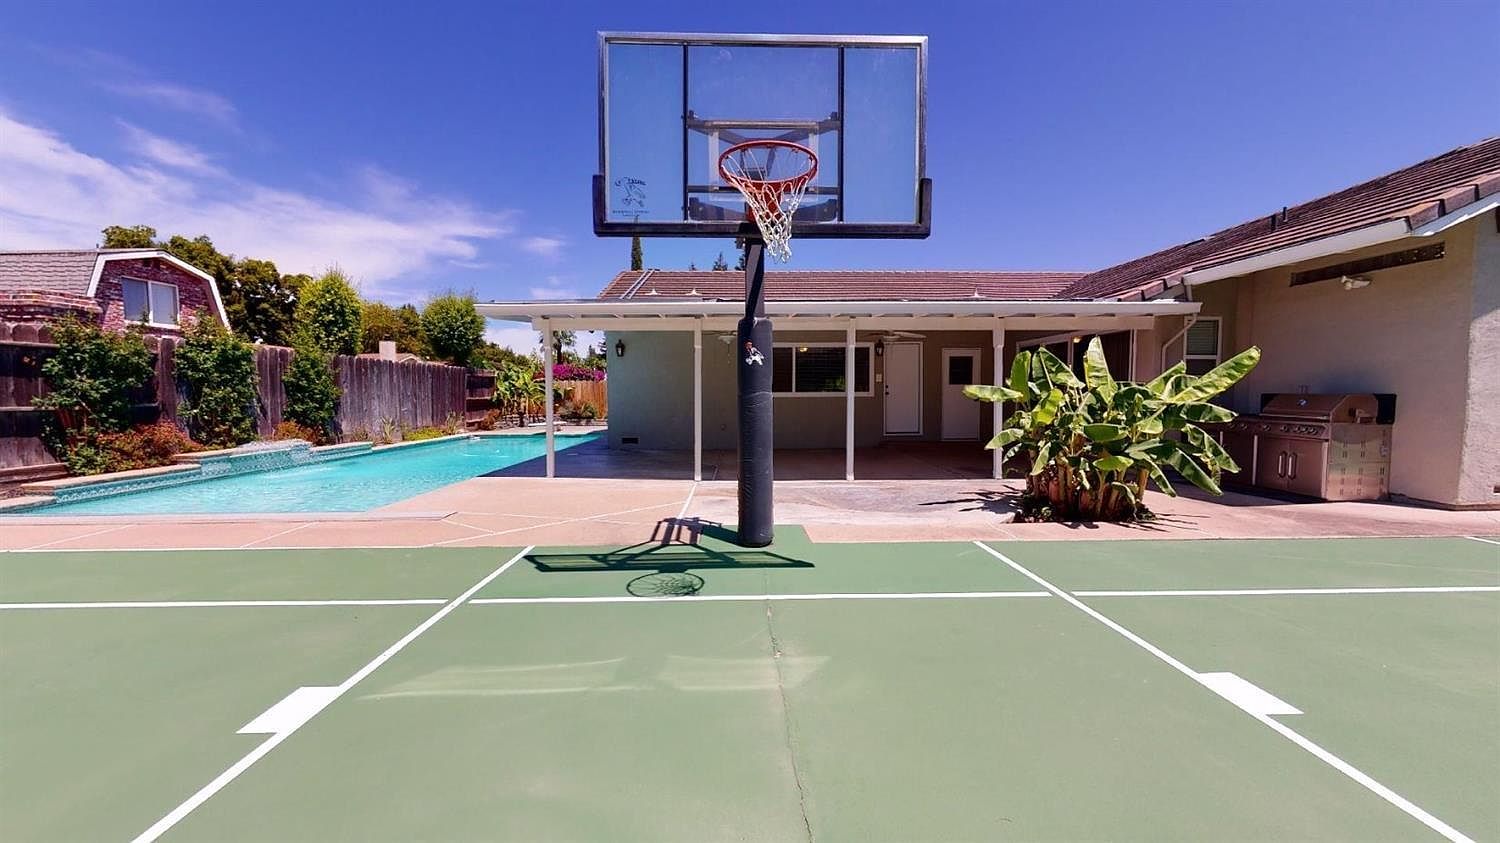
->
[972, 541, 1476, 843]
[0, 599, 448, 611]
[130, 545, 534, 843]
[1074, 585, 1500, 598]
[676, 482, 698, 521]
[237, 522, 313, 548]
[470, 590, 1049, 605]
[426, 500, 689, 547]
[1463, 535, 1500, 546]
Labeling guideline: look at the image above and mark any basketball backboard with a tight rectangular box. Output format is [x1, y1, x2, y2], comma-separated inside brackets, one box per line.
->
[596, 32, 930, 240]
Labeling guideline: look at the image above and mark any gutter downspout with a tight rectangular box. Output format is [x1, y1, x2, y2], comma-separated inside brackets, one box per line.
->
[1159, 282, 1197, 375]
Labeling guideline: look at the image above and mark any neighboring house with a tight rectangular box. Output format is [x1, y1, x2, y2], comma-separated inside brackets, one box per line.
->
[0, 248, 230, 337]
[489, 137, 1498, 509]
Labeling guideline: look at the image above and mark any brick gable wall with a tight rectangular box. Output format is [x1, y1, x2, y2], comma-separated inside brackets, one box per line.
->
[96, 258, 223, 335]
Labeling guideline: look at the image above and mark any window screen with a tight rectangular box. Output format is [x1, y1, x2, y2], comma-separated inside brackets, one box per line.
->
[774, 345, 871, 395]
[122, 279, 150, 322]
[1184, 319, 1220, 376]
[947, 354, 974, 385]
[149, 283, 179, 325]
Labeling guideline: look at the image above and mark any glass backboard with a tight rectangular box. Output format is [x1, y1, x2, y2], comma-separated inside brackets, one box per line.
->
[596, 32, 930, 239]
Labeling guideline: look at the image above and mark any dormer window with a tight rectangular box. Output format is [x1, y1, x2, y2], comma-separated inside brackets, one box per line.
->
[121, 278, 180, 327]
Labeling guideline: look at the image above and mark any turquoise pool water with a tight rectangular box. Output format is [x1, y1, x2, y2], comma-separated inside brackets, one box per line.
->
[20, 432, 600, 516]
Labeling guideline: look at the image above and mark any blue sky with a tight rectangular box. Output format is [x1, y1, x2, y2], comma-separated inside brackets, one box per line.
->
[1, 0, 1495, 350]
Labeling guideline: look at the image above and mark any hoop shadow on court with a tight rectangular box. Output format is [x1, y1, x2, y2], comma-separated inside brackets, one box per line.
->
[523, 517, 813, 597]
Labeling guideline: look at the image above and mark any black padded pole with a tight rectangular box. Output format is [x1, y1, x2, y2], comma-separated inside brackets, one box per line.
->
[736, 241, 774, 547]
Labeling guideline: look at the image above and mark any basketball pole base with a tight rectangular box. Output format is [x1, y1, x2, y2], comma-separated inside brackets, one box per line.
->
[736, 240, 774, 548]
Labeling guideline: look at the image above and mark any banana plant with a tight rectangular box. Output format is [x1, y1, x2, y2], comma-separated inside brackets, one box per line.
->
[964, 337, 1260, 521]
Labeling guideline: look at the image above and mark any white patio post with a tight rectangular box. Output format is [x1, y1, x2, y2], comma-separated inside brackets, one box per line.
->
[693, 319, 703, 482]
[542, 319, 555, 478]
[992, 321, 1006, 480]
[845, 319, 856, 481]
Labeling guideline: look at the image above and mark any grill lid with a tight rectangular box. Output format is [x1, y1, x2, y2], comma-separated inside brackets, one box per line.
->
[1260, 393, 1379, 423]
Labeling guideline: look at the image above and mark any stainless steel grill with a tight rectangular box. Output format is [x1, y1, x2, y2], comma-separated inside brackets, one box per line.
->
[1217, 394, 1391, 500]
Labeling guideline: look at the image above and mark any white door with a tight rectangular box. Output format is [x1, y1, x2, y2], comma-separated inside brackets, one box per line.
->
[941, 349, 981, 441]
[883, 342, 922, 435]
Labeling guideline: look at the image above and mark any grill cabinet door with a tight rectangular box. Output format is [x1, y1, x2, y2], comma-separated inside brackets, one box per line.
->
[1254, 438, 1290, 491]
[1284, 439, 1327, 498]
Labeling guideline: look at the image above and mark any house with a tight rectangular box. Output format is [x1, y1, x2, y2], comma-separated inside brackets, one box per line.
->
[0, 248, 230, 338]
[480, 137, 1499, 509]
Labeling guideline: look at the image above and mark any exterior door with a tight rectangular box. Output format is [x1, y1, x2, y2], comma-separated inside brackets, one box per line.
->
[883, 342, 922, 435]
[941, 349, 981, 440]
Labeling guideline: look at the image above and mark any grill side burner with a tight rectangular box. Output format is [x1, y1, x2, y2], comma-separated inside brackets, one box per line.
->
[1214, 393, 1392, 501]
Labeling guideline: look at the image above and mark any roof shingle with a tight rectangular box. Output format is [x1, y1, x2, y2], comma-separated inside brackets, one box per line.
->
[0, 250, 101, 296]
[1062, 136, 1500, 300]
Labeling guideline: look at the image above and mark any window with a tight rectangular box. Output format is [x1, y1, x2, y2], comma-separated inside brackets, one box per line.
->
[121, 278, 180, 326]
[1183, 318, 1220, 375]
[947, 354, 974, 385]
[771, 344, 873, 396]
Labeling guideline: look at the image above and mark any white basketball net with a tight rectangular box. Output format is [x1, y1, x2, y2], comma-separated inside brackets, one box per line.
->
[719, 141, 818, 263]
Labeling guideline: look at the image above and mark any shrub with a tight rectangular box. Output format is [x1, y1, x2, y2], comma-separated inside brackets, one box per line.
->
[271, 420, 324, 443]
[173, 318, 259, 449]
[965, 337, 1260, 522]
[421, 293, 485, 366]
[283, 342, 341, 435]
[95, 422, 201, 473]
[402, 426, 446, 442]
[294, 268, 363, 355]
[34, 316, 153, 437]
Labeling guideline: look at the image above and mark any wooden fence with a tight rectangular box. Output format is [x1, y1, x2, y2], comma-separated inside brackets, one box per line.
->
[0, 335, 469, 472]
[558, 380, 608, 415]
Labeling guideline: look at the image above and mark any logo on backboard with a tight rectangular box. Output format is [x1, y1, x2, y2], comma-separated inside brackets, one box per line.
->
[612, 176, 648, 217]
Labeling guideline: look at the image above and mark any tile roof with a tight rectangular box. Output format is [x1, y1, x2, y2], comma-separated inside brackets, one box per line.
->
[0, 250, 102, 295]
[1062, 136, 1500, 300]
[597, 270, 1086, 302]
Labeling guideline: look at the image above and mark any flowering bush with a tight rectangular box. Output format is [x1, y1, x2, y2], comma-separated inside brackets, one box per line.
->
[549, 363, 604, 382]
[271, 420, 325, 444]
[92, 422, 201, 474]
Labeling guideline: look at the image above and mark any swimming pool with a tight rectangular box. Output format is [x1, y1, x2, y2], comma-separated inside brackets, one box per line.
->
[18, 432, 601, 516]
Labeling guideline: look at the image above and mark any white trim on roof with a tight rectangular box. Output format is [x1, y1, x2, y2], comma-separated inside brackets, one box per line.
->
[86, 250, 230, 328]
[1177, 192, 1495, 290]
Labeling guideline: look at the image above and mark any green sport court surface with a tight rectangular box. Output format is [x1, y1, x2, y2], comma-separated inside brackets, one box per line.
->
[2, 531, 1497, 841]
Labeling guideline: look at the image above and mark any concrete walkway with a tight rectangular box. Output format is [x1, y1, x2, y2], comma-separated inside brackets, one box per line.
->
[3, 472, 1497, 551]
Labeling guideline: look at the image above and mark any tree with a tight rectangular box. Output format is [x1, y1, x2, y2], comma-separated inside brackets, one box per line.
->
[469, 341, 528, 372]
[711, 252, 729, 271]
[362, 301, 426, 355]
[173, 318, 259, 448]
[734, 247, 747, 272]
[550, 329, 576, 364]
[162, 234, 232, 282]
[101, 224, 157, 249]
[630, 236, 643, 271]
[224, 258, 301, 345]
[965, 338, 1260, 522]
[282, 342, 340, 438]
[420, 293, 486, 366]
[294, 268, 363, 355]
[687, 261, 697, 270]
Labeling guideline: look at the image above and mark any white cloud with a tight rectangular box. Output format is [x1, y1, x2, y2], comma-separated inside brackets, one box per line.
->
[118, 121, 223, 176]
[106, 81, 239, 129]
[527, 274, 581, 300]
[521, 235, 565, 258]
[485, 323, 540, 353]
[0, 109, 512, 298]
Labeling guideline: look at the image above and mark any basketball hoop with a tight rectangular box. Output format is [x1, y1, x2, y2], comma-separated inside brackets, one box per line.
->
[718, 140, 818, 262]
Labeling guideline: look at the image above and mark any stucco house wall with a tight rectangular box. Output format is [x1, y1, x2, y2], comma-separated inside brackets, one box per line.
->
[605, 329, 998, 451]
[1194, 215, 1492, 507]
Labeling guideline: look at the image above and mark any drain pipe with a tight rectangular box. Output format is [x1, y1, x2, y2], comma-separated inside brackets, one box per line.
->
[1158, 281, 1197, 374]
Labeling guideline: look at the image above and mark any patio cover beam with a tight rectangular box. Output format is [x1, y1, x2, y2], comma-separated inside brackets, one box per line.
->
[543, 319, 554, 478]
[510, 315, 1168, 333]
[846, 319, 856, 481]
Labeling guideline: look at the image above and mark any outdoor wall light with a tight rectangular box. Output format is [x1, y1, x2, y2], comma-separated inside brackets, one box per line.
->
[614, 339, 626, 358]
[874, 339, 885, 357]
